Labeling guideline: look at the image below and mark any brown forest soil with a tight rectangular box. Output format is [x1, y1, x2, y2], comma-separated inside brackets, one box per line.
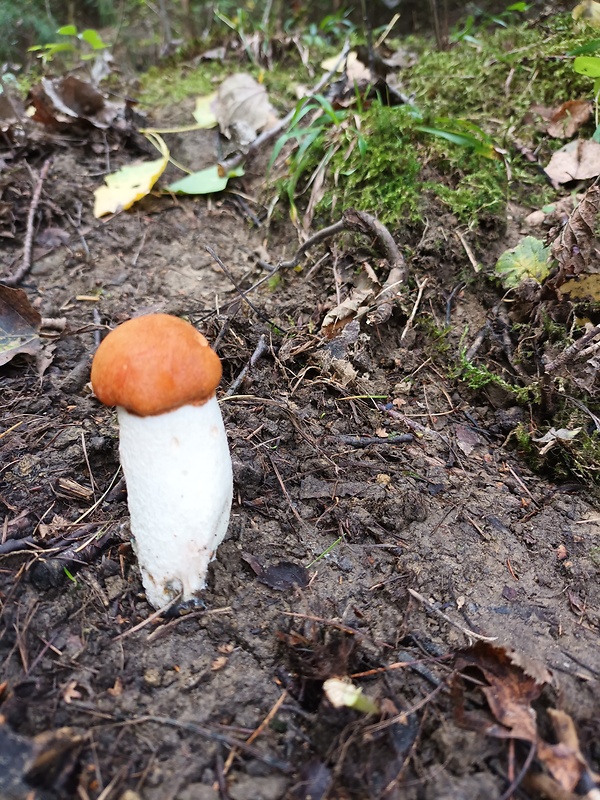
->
[1, 105, 599, 800]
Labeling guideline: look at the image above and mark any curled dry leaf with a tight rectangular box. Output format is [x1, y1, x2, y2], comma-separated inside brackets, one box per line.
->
[0, 285, 42, 367]
[28, 76, 121, 129]
[551, 182, 600, 283]
[532, 100, 592, 139]
[453, 643, 591, 794]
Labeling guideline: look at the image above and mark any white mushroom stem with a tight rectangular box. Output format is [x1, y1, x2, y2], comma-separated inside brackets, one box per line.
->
[117, 397, 233, 609]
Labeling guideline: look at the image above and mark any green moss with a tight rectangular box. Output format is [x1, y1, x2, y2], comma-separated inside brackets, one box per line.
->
[405, 14, 594, 127]
[451, 350, 541, 404]
[315, 105, 423, 226]
[311, 103, 507, 229]
[138, 58, 310, 110]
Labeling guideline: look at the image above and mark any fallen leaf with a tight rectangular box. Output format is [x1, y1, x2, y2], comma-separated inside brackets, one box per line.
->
[495, 237, 551, 289]
[321, 51, 372, 83]
[241, 553, 310, 591]
[536, 710, 589, 792]
[213, 73, 276, 147]
[211, 656, 228, 671]
[0, 285, 42, 366]
[93, 132, 169, 216]
[107, 677, 123, 697]
[453, 642, 551, 743]
[558, 273, 600, 300]
[166, 164, 244, 195]
[533, 100, 592, 138]
[193, 92, 218, 128]
[573, 0, 600, 25]
[63, 681, 82, 704]
[545, 139, 600, 183]
[29, 76, 120, 129]
[454, 424, 481, 456]
[551, 182, 600, 281]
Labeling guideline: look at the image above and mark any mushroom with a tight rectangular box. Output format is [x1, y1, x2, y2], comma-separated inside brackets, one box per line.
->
[90, 313, 233, 609]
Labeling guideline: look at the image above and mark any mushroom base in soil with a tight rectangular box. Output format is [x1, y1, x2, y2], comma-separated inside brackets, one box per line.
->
[91, 313, 233, 610]
[118, 400, 232, 609]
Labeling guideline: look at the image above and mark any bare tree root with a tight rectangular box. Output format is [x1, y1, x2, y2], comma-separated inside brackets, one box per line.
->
[260, 208, 408, 325]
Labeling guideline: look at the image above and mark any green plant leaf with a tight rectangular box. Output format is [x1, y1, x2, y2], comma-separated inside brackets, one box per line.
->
[57, 24, 78, 36]
[416, 125, 498, 159]
[495, 236, 551, 288]
[569, 39, 600, 56]
[574, 55, 600, 77]
[167, 165, 244, 194]
[80, 29, 107, 49]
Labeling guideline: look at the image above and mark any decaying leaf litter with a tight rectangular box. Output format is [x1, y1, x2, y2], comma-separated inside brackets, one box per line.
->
[1, 6, 600, 800]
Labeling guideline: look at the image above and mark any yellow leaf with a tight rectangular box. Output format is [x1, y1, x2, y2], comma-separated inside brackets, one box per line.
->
[193, 92, 218, 127]
[93, 133, 169, 217]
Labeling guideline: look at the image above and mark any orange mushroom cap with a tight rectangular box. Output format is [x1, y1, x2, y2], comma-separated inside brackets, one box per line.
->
[91, 314, 222, 416]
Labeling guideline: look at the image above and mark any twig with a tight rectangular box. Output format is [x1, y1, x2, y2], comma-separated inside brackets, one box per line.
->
[261, 218, 347, 271]
[113, 594, 183, 640]
[497, 740, 536, 800]
[219, 40, 351, 175]
[465, 322, 490, 362]
[129, 715, 292, 773]
[402, 277, 428, 340]
[445, 282, 465, 327]
[333, 434, 413, 447]
[205, 246, 287, 332]
[407, 588, 498, 644]
[223, 690, 288, 775]
[544, 323, 600, 373]
[225, 334, 269, 397]
[4, 157, 53, 287]
[259, 208, 407, 324]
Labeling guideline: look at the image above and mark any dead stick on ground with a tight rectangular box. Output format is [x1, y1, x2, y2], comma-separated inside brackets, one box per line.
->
[4, 157, 53, 287]
[222, 689, 288, 776]
[407, 588, 498, 644]
[544, 322, 600, 373]
[225, 334, 269, 397]
[401, 277, 428, 340]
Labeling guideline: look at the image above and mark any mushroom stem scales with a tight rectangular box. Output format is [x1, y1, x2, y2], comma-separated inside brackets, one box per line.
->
[91, 313, 233, 609]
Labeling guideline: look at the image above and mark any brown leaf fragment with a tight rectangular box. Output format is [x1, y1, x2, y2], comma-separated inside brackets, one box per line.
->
[214, 73, 276, 148]
[29, 76, 121, 129]
[453, 642, 549, 742]
[535, 710, 588, 793]
[533, 100, 592, 139]
[0, 285, 42, 367]
[551, 182, 600, 282]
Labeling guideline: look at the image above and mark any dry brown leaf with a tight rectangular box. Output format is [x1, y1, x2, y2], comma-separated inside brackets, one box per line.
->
[453, 642, 548, 742]
[28, 76, 121, 129]
[107, 677, 123, 697]
[0, 285, 42, 367]
[533, 100, 592, 139]
[321, 269, 377, 336]
[535, 710, 588, 792]
[454, 424, 481, 457]
[551, 182, 600, 282]
[545, 139, 600, 183]
[211, 656, 228, 671]
[62, 681, 82, 704]
[214, 73, 276, 148]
